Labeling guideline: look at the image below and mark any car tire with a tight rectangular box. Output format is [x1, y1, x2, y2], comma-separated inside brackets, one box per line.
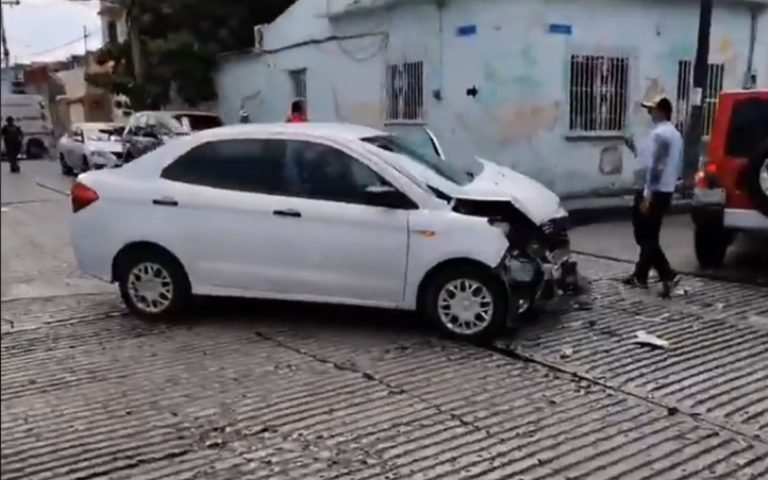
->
[423, 264, 509, 343]
[59, 154, 74, 176]
[694, 226, 729, 268]
[81, 155, 90, 173]
[745, 140, 768, 216]
[116, 248, 192, 318]
[25, 140, 46, 159]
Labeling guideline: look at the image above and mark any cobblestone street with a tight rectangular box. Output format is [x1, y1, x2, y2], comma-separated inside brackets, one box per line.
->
[2, 161, 767, 479]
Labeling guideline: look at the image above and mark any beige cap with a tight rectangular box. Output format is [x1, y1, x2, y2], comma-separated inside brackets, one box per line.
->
[641, 95, 671, 109]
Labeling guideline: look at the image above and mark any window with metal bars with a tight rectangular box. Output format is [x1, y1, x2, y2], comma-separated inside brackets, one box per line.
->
[289, 68, 307, 101]
[568, 54, 630, 133]
[385, 61, 424, 121]
[674, 61, 724, 137]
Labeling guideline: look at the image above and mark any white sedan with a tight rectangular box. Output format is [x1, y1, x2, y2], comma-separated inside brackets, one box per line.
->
[70, 123, 577, 341]
[58, 122, 125, 175]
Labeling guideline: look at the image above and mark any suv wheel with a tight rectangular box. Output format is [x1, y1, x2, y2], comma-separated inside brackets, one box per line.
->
[116, 249, 191, 318]
[694, 226, 729, 268]
[59, 154, 74, 176]
[423, 265, 509, 342]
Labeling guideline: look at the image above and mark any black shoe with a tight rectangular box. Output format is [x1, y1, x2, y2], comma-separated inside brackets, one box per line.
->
[659, 274, 681, 299]
[621, 273, 648, 288]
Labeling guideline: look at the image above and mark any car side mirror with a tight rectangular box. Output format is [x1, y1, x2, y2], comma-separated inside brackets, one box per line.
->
[364, 185, 415, 209]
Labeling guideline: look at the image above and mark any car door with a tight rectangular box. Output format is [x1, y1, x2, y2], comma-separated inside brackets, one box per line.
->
[64, 126, 84, 169]
[155, 137, 312, 295]
[271, 139, 410, 305]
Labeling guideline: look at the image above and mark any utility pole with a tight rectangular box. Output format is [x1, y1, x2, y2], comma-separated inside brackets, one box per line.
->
[83, 25, 88, 55]
[1, 0, 21, 68]
[682, 0, 713, 191]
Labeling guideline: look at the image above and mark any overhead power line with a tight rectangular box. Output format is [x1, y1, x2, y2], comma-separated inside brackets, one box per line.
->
[26, 28, 94, 58]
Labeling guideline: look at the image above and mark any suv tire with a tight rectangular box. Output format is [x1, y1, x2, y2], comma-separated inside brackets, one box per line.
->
[116, 248, 191, 318]
[745, 140, 768, 215]
[694, 226, 729, 268]
[423, 264, 509, 343]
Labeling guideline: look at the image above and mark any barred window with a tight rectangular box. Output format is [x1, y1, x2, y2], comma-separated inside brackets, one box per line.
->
[385, 61, 424, 121]
[568, 54, 629, 133]
[289, 68, 307, 101]
[675, 61, 724, 136]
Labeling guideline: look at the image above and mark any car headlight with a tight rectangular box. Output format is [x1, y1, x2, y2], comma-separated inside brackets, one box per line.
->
[488, 219, 511, 235]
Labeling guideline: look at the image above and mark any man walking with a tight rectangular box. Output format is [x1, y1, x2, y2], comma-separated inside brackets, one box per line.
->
[622, 96, 682, 298]
[1, 116, 23, 173]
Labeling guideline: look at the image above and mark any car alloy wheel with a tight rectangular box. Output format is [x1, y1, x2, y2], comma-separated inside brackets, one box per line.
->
[760, 158, 768, 196]
[436, 278, 494, 336]
[126, 262, 174, 314]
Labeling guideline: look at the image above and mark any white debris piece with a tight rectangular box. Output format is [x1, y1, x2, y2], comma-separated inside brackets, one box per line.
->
[633, 330, 670, 349]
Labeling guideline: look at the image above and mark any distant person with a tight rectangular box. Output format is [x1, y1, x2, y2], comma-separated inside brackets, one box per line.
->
[1, 116, 23, 173]
[286, 98, 307, 123]
[622, 96, 683, 298]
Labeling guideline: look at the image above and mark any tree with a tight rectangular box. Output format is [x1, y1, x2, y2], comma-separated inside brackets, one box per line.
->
[88, 0, 295, 110]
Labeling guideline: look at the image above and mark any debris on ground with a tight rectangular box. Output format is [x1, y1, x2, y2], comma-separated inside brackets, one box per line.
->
[633, 330, 670, 350]
[560, 347, 574, 359]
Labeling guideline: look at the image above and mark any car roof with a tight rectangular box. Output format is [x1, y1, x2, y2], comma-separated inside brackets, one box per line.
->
[74, 122, 121, 129]
[137, 110, 221, 117]
[194, 122, 387, 142]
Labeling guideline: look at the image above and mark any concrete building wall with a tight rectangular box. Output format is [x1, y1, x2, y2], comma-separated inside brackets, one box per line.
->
[215, 0, 767, 197]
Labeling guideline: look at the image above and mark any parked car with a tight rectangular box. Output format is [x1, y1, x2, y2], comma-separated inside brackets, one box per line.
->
[691, 89, 768, 267]
[70, 123, 580, 342]
[57, 122, 125, 175]
[122, 110, 223, 162]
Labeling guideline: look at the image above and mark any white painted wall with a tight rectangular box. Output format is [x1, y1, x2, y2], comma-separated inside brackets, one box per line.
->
[216, 0, 766, 197]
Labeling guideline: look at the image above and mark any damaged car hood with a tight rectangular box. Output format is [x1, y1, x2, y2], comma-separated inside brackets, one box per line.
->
[470, 158, 564, 224]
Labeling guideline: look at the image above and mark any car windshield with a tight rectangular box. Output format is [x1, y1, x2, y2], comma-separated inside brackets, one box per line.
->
[84, 125, 123, 141]
[382, 125, 484, 178]
[362, 134, 475, 186]
[168, 114, 223, 133]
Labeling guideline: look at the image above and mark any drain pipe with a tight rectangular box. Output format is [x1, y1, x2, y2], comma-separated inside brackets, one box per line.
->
[743, 5, 761, 89]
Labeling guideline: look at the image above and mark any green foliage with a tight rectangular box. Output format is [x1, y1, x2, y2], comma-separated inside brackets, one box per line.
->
[88, 0, 295, 110]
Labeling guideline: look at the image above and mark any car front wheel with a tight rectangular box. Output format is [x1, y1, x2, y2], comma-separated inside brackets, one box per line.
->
[424, 265, 509, 343]
[116, 249, 191, 318]
[694, 226, 729, 268]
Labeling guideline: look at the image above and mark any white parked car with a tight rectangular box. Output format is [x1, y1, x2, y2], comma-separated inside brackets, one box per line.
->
[70, 123, 581, 341]
[57, 122, 125, 175]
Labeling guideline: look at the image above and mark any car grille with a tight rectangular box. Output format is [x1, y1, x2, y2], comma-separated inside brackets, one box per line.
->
[541, 216, 570, 249]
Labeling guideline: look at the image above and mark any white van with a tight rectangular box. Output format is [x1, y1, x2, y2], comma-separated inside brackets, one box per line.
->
[1, 93, 55, 159]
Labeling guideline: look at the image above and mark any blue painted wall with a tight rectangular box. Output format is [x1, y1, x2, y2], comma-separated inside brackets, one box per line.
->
[215, 0, 766, 197]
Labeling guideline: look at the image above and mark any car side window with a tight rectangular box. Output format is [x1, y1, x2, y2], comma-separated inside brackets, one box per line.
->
[161, 138, 288, 195]
[285, 140, 390, 205]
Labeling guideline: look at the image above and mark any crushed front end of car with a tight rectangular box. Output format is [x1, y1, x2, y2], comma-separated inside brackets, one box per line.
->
[453, 198, 590, 319]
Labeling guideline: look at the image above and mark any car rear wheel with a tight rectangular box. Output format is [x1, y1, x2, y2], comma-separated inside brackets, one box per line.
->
[694, 226, 729, 268]
[59, 154, 74, 176]
[423, 265, 509, 343]
[116, 249, 191, 318]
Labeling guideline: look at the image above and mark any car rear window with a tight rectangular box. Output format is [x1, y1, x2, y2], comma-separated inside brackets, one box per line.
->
[725, 97, 768, 158]
[172, 114, 223, 132]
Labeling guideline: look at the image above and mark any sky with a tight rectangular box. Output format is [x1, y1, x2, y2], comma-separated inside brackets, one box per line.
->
[2, 0, 103, 64]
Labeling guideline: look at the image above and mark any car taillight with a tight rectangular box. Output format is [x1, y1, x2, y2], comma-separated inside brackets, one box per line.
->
[71, 182, 99, 213]
[695, 161, 720, 189]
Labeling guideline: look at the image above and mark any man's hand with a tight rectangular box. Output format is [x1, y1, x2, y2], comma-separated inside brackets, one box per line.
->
[639, 191, 651, 215]
[624, 136, 636, 156]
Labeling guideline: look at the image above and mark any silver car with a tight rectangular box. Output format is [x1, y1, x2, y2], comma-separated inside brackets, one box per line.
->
[57, 122, 125, 175]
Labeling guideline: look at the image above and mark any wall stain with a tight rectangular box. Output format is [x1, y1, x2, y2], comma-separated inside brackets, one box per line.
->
[599, 146, 623, 175]
[498, 102, 560, 141]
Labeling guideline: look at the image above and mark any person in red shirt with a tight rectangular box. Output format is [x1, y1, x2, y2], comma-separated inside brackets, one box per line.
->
[286, 98, 307, 123]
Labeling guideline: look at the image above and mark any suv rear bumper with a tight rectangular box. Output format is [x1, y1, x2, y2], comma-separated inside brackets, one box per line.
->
[692, 188, 768, 231]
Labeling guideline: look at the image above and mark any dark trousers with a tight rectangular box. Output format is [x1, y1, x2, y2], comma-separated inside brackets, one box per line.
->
[632, 190, 674, 282]
[6, 149, 20, 172]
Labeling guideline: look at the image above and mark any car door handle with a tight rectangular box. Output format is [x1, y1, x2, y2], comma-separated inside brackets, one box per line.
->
[273, 209, 301, 218]
[152, 197, 178, 207]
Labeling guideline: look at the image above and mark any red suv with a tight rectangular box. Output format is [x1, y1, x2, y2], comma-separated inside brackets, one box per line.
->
[692, 89, 768, 267]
